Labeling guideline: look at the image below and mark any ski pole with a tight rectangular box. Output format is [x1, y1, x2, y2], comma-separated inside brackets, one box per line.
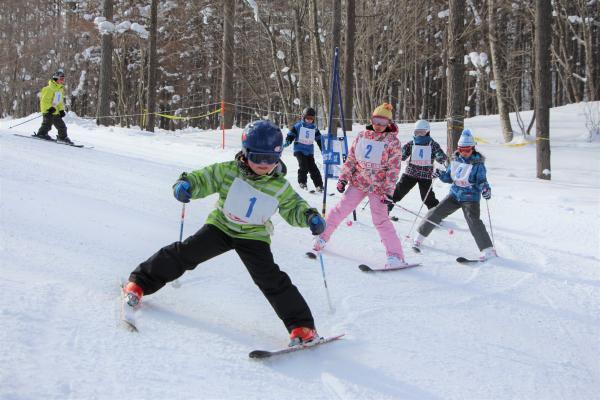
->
[171, 203, 186, 288]
[405, 179, 435, 239]
[8, 114, 42, 129]
[392, 203, 454, 236]
[361, 199, 370, 211]
[317, 252, 334, 314]
[485, 199, 495, 247]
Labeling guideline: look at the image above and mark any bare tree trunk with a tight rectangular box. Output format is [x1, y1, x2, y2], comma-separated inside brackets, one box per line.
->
[145, 0, 158, 132]
[342, 0, 355, 132]
[221, 0, 235, 128]
[260, 18, 291, 126]
[535, 0, 552, 180]
[310, 0, 329, 121]
[488, 0, 513, 142]
[97, 0, 113, 126]
[446, 0, 466, 155]
[293, 2, 309, 107]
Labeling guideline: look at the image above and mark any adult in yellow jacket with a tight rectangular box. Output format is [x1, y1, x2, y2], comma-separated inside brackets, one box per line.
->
[34, 68, 73, 144]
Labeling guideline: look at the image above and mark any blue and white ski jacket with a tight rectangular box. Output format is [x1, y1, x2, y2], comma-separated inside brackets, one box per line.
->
[286, 120, 323, 156]
[439, 151, 490, 202]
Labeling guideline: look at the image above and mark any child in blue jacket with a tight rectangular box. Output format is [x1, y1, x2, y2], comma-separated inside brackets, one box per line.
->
[285, 107, 324, 192]
[413, 129, 497, 260]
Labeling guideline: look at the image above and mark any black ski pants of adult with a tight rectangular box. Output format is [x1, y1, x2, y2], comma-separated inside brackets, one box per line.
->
[294, 152, 323, 188]
[387, 174, 439, 213]
[37, 114, 67, 139]
[129, 224, 315, 332]
[416, 194, 493, 251]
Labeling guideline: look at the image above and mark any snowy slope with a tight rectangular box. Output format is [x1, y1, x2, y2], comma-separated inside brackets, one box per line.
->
[1, 103, 599, 400]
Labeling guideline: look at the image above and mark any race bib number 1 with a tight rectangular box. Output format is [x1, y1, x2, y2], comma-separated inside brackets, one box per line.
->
[223, 178, 279, 225]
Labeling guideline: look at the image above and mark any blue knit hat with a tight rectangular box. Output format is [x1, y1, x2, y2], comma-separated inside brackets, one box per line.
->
[458, 129, 476, 147]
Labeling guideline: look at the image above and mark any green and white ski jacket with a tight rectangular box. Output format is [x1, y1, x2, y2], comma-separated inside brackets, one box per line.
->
[185, 158, 317, 244]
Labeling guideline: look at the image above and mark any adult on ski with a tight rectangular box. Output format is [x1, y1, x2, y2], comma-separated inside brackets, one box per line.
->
[284, 107, 324, 192]
[122, 120, 327, 347]
[388, 119, 448, 220]
[312, 103, 410, 269]
[412, 129, 497, 261]
[34, 68, 73, 144]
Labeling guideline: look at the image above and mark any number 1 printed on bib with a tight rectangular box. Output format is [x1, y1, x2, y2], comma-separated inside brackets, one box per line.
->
[223, 178, 279, 225]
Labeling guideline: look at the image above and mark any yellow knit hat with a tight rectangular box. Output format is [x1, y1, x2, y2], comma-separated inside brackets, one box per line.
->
[372, 103, 393, 120]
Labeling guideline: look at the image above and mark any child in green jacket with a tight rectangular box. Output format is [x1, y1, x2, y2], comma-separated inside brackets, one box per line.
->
[123, 120, 326, 346]
[34, 68, 73, 144]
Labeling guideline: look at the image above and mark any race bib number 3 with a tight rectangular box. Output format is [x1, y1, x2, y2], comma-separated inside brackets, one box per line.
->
[223, 178, 279, 225]
[410, 145, 432, 166]
[355, 138, 385, 168]
[450, 161, 473, 188]
[298, 126, 316, 145]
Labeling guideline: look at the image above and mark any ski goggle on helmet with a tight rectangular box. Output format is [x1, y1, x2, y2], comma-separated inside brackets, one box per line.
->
[413, 119, 430, 136]
[371, 116, 390, 126]
[241, 120, 283, 165]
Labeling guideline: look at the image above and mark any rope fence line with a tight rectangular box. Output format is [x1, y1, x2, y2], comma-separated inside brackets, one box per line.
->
[15, 98, 546, 148]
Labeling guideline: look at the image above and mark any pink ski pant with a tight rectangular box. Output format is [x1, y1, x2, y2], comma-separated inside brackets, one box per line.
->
[321, 186, 404, 259]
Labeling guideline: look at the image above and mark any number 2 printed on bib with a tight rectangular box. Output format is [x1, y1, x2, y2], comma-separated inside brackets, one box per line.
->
[355, 138, 385, 168]
[223, 178, 279, 225]
[298, 126, 316, 145]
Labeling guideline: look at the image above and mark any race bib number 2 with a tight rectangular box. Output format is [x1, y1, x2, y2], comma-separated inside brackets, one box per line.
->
[223, 178, 279, 225]
[355, 138, 385, 169]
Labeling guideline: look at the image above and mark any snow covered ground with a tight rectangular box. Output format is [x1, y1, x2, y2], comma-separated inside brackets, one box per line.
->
[1, 103, 599, 400]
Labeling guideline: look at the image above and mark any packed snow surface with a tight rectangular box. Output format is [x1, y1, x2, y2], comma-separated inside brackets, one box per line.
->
[1, 103, 599, 399]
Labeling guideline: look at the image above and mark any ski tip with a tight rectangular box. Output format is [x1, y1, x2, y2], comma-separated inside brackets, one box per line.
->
[358, 264, 373, 272]
[249, 350, 271, 359]
[123, 321, 139, 332]
[456, 257, 482, 263]
[305, 251, 317, 259]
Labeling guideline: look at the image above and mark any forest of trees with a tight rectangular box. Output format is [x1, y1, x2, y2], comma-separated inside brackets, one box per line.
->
[0, 0, 598, 137]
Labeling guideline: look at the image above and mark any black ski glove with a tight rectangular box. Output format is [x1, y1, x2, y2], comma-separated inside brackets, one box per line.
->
[59, 110, 66, 118]
[46, 107, 56, 116]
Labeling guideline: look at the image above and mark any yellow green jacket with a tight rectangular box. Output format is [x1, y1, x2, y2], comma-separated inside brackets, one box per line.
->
[39, 80, 65, 115]
[185, 158, 318, 244]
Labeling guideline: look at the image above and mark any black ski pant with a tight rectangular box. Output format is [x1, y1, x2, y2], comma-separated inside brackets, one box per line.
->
[129, 224, 315, 332]
[37, 114, 67, 139]
[416, 195, 493, 251]
[294, 152, 323, 188]
[387, 174, 439, 213]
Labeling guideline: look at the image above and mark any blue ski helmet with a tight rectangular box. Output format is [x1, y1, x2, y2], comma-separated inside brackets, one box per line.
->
[241, 120, 283, 164]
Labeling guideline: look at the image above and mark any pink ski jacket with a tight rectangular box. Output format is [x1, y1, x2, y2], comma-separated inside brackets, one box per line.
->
[339, 124, 402, 196]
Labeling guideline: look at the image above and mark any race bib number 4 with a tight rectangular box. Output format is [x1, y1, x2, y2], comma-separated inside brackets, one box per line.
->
[298, 126, 316, 145]
[450, 161, 473, 188]
[355, 138, 385, 169]
[223, 178, 279, 225]
[410, 145, 432, 166]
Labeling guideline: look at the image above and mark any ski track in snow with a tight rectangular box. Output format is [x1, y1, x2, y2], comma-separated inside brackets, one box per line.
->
[1, 104, 599, 400]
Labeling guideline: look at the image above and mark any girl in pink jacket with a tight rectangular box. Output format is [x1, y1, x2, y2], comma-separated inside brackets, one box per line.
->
[313, 103, 407, 268]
